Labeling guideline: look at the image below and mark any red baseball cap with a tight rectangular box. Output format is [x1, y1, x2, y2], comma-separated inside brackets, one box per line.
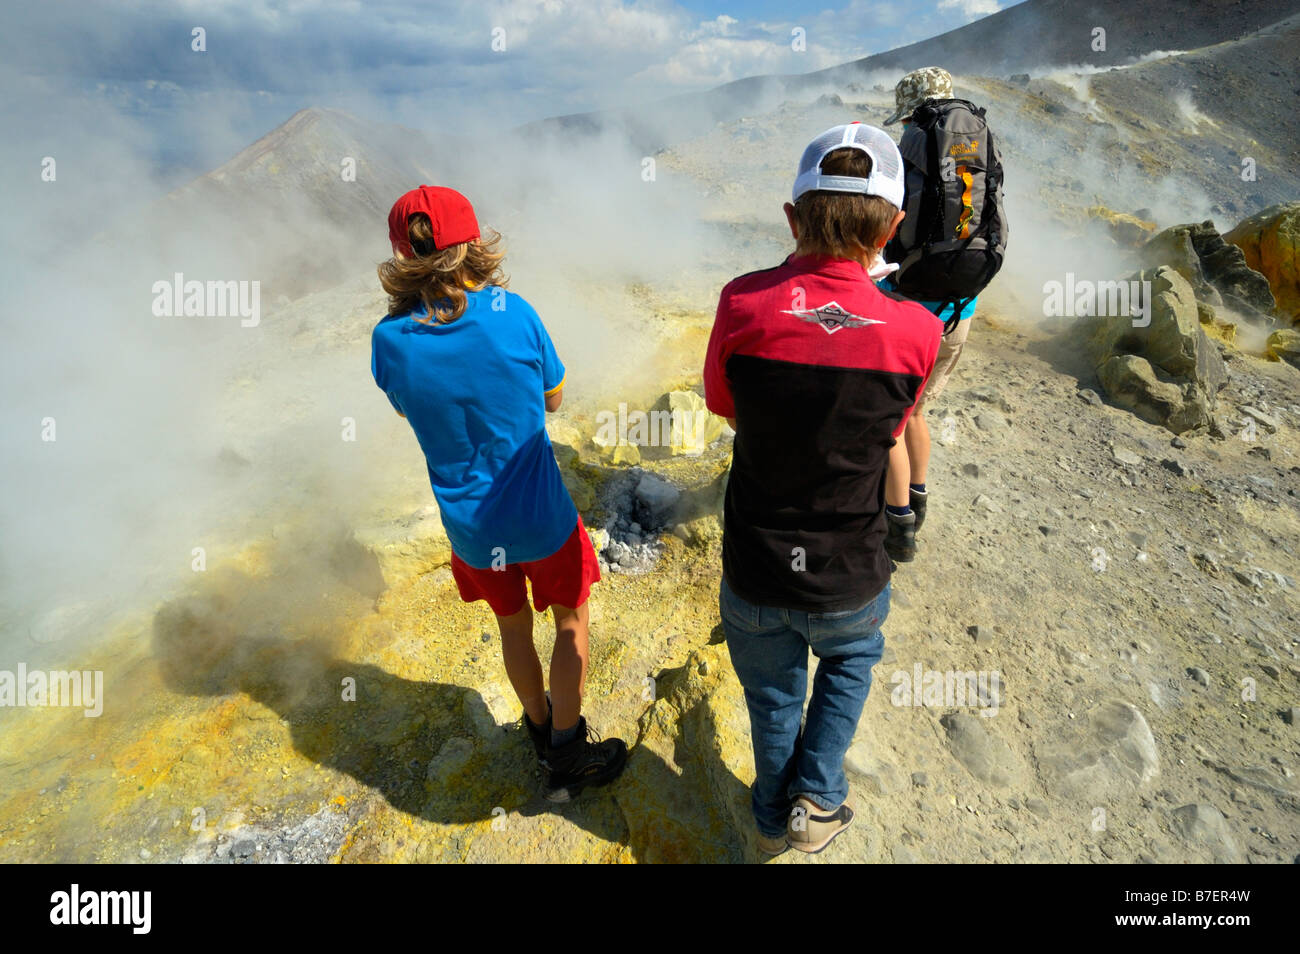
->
[387, 185, 480, 257]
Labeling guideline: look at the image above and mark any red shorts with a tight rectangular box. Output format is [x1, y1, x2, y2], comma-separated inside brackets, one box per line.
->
[451, 517, 601, 616]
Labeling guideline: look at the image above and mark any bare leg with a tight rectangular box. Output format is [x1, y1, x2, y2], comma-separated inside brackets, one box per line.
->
[497, 605, 549, 726]
[548, 602, 589, 732]
[886, 440, 910, 508]
[904, 410, 931, 486]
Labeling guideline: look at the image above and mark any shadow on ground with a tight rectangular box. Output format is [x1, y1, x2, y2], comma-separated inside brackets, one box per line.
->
[150, 558, 758, 860]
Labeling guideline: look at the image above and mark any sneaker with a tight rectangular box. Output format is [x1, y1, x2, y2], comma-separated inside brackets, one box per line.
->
[787, 795, 854, 854]
[757, 830, 789, 857]
[884, 509, 917, 563]
[541, 716, 628, 803]
[909, 487, 928, 532]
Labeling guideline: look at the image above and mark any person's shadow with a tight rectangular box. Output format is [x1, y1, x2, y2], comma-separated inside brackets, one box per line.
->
[151, 562, 759, 861]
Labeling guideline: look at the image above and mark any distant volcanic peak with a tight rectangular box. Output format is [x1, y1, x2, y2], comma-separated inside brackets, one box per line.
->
[204, 106, 362, 182]
[164, 104, 448, 219]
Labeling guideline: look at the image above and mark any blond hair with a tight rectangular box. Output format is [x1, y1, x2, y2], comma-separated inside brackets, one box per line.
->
[377, 212, 508, 323]
[793, 147, 899, 259]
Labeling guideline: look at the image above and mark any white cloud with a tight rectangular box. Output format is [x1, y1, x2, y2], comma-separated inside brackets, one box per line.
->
[937, 0, 1001, 20]
[630, 20, 851, 89]
[479, 1, 854, 95]
[0, 0, 977, 147]
[485, 0, 681, 51]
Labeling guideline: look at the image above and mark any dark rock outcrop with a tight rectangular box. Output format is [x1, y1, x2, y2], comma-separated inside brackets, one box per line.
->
[1143, 221, 1276, 322]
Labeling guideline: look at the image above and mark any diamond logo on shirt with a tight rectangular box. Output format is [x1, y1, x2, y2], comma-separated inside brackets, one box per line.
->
[780, 300, 885, 335]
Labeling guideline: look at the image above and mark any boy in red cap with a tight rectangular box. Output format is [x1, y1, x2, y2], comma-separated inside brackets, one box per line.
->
[372, 185, 627, 802]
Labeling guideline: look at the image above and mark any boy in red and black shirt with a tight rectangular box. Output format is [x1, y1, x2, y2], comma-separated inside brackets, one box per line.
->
[704, 123, 940, 855]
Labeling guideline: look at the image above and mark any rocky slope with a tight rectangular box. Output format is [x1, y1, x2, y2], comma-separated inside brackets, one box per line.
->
[2, 294, 1295, 864]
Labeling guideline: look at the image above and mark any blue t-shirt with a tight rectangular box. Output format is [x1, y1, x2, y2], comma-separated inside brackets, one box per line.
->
[878, 275, 977, 322]
[371, 286, 576, 569]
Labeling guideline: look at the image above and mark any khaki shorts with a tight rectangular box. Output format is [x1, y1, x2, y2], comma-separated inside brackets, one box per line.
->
[915, 317, 971, 409]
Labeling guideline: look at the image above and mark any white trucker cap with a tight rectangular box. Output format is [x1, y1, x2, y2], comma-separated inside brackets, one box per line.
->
[791, 122, 905, 210]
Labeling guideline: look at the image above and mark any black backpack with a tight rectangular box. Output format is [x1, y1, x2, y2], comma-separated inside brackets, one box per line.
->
[885, 99, 1008, 334]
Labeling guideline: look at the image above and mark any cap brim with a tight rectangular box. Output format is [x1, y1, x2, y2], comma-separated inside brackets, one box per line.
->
[882, 107, 907, 125]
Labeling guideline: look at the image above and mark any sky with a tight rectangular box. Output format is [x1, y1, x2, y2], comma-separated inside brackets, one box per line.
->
[0, 0, 1016, 183]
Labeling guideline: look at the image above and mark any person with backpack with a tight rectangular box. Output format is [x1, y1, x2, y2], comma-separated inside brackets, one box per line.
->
[705, 123, 940, 855]
[880, 67, 1008, 563]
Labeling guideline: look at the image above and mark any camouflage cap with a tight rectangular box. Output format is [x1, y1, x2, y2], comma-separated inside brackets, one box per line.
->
[883, 66, 954, 125]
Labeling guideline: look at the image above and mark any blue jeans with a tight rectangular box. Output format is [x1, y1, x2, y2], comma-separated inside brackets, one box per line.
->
[720, 578, 889, 838]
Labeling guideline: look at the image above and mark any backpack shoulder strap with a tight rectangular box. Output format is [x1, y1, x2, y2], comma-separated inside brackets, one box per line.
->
[942, 296, 977, 335]
[920, 111, 944, 257]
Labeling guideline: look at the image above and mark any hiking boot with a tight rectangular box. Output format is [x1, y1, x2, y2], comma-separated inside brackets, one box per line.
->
[909, 487, 928, 532]
[521, 692, 552, 762]
[884, 509, 917, 563]
[541, 716, 628, 803]
[523, 708, 551, 762]
[787, 795, 854, 854]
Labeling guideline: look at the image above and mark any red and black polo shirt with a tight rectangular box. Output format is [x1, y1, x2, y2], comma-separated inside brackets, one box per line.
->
[704, 254, 942, 613]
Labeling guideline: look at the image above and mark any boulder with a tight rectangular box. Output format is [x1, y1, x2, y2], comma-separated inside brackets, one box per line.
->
[642, 390, 725, 458]
[616, 645, 758, 863]
[1170, 804, 1244, 864]
[1140, 226, 1208, 295]
[545, 418, 583, 454]
[1145, 221, 1275, 321]
[1087, 268, 1190, 375]
[1238, 405, 1278, 434]
[1223, 201, 1300, 324]
[634, 472, 681, 528]
[1087, 267, 1224, 433]
[1265, 328, 1300, 369]
[1196, 300, 1236, 346]
[1196, 326, 1228, 397]
[844, 747, 906, 795]
[939, 712, 1027, 788]
[1096, 355, 1211, 434]
[1144, 269, 1203, 377]
[562, 470, 597, 513]
[591, 432, 641, 466]
[352, 506, 451, 590]
[671, 514, 722, 549]
[1087, 205, 1156, 248]
[608, 443, 642, 465]
[545, 419, 598, 511]
[1039, 700, 1160, 803]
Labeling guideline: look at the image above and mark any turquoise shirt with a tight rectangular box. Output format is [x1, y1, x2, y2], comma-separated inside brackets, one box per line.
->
[877, 275, 977, 322]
